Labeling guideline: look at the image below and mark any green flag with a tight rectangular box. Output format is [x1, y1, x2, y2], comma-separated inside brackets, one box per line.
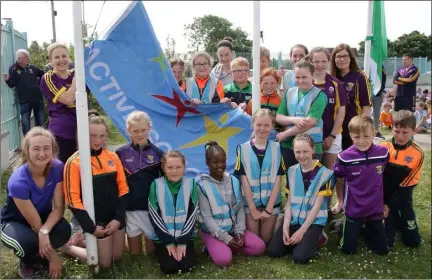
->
[366, 0, 388, 96]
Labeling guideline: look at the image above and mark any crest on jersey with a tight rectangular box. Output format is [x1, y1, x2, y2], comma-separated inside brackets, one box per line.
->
[404, 156, 413, 163]
[329, 86, 335, 93]
[376, 165, 383, 174]
[146, 155, 154, 163]
[107, 160, 114, 167]
[346, 82, 354, 92]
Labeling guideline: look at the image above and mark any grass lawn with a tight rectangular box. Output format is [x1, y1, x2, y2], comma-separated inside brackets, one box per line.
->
[0, 150, 430, 279]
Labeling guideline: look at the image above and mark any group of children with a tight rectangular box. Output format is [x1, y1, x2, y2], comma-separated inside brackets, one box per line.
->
[380, 88, 431, 132]
[0, 39, 426, 279]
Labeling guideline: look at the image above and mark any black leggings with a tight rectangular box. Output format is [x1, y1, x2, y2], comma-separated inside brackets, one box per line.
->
[0, 218, 71, 263]
[267, 223, 324, 264]
[154, 240, 197, 274]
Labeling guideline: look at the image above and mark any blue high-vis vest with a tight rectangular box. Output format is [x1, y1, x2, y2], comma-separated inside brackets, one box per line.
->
[197, 175, 243, 233]
[239, 140, 282, 208]
[186, 77, 217, 104]
[282, 71, 296, 93]
[286, 86, 324, 144]
[153, 177, 193, 239]
[287, 163, 333, 226]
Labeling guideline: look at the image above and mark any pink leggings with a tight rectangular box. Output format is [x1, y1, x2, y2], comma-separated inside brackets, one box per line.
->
[199, 230, 265, 268]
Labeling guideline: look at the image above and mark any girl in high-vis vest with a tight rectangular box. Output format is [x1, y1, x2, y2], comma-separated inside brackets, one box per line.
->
[235, 109, 286, 244]
[281, 44, 309, 94]
[267, 134, 334, 264]
[148, 151, 198, 274]
[186, 52, 230, 105]
[198, 141, 265, 268]
[276, 57, 328, 169]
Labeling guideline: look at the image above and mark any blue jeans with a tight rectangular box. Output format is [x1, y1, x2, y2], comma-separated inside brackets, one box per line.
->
[19, 100, 45, 136]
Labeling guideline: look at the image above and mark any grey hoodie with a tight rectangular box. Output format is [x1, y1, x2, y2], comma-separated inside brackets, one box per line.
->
[197, 172, 246, 244]
[211, 63, 233, 86]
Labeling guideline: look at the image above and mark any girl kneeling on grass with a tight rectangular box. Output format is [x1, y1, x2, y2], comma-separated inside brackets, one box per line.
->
[267, 134, 334, 264]
[0, 127, 71, 279]
[62, 112, 129, 268]
[198, 141, 265, 268]
[116, 111, 164, 255]
[235, 109, 285, 244]
[148, 151, 198, 274]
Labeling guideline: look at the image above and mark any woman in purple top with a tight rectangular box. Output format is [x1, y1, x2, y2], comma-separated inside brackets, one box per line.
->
[40, 43, 77, 164]
[330, 43, 371, 151]
[0, 127, 71, 279]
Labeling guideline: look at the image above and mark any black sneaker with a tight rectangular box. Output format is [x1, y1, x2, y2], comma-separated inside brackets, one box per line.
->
[375, 131, 385, 140]
[18, 259, 39, 279]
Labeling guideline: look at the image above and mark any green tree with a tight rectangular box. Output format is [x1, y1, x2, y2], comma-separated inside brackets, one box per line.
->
[358, 31, 431, 59]
[28, 41, 49, 68]
[184, 15, 252, 54]
[164, 34, 176, 59]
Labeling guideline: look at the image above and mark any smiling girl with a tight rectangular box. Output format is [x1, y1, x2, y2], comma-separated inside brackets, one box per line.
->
[267, 134, 334, 264]
[211, 37, 234, 86]
[282, 44, 309, 92]
[148, 151, 198, 274]
[1, 127, 71, 279]
[198, 141, 265, 268]
[235, 109, 285, 244]
[62, 112, 129, 268]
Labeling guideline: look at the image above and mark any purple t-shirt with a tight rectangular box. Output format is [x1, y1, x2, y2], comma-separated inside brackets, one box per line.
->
[333, 144, 388, 220]
[0, 159, 64, 224]
[301, 165, 327, 193]
[314, 74, 348, 138]
[40, 70, 77, 140]
[337, 71, 371, 124]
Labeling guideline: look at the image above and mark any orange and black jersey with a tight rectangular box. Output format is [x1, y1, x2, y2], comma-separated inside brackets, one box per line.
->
[380, 139, 424, 204]
[63, 148, 129, 233]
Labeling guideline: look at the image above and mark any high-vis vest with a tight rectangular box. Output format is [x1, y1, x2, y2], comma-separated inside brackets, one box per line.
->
[283, 71, 296, 93]
[239, 140, 282, 208]
[198, 175, 243, 233]
[154, 177, 193, 238]
[288, 163, 333, 226]
[186, 77, 217, 104]
[286, 86, 324, 144]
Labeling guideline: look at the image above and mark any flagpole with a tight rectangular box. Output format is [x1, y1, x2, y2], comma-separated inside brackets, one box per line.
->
[72, 0, 99, 269]
[363, 0, 373, 79]
[252, 1, 261, 115]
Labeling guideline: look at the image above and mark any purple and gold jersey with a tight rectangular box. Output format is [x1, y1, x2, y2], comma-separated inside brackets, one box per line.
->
[393, 65, 419, 98]
[337, 70, 371, 122]
[40, 70, 77, 140]
[314, 73, 348, 138]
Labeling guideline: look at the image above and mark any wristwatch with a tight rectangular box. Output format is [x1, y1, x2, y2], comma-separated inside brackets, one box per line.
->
[39, 228, 49, 235]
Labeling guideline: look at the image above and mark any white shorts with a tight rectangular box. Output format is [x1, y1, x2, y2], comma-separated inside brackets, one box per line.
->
[324, 133, 342, 154]
[125, 210, 155, 239]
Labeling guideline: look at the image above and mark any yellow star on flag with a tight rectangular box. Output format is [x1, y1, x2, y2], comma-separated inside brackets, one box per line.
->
[179, 114, 243, 153]
[149, 52, 166, 72]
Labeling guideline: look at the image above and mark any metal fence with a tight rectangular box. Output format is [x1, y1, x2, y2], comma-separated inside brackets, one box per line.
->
[1, 20, 27, 154]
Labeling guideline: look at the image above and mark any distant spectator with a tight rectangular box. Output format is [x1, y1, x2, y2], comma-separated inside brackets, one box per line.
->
[414, 101, 428, 133]
[416, 87, 422, 98]
[3, 49, 45, 136]
[393, 53, 419, 112]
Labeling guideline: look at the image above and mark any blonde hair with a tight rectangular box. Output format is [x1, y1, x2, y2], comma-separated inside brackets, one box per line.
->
[88, 111, 109, 132]
[16, 127, 58, 177]
[260, 47, 270, 61]
[192, 52, 213, 68]
[230, 57, 249, 69]
[251, 109, 275, 139]
[348, 115, 374, 135]
[126, 110, 152, 133]
[293, 134, 315, 150]
[47, 42, 69, 59]
[161, 150, 185, 169]
[309, 46, 331, 61]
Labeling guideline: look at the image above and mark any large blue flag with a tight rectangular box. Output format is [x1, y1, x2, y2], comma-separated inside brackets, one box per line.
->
[84, 1, 254, 177]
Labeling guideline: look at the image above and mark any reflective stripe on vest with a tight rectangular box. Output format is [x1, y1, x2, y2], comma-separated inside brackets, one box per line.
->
[288, 163, 333, 226]
[186, 77, 216, 104]
[198, 175, 242, 233]
[155, 177, 193, 238]
[286, 86, 324, 143]
[240, 141, 282, 208]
